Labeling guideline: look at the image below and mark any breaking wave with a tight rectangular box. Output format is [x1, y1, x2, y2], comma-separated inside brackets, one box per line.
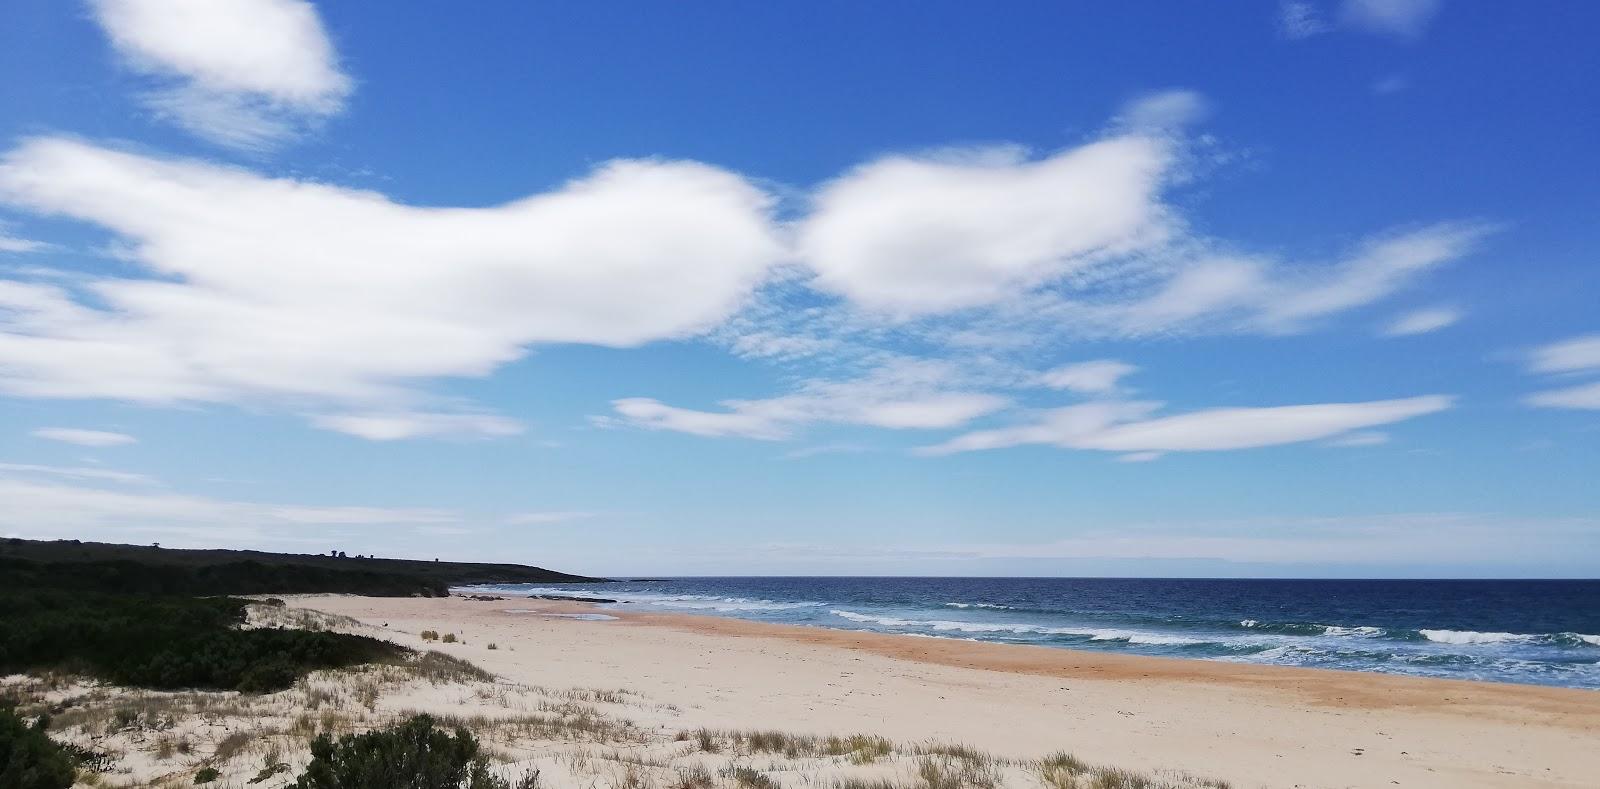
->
[830, 610, 1205, 645]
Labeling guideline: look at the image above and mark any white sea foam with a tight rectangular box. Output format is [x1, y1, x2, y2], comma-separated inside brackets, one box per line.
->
[1239, 619, 1259, 628]
[1088, 630, 1207, 645]
[1238, 645, 1324, 662]
[829, 610, 1206, 644]
[1418, 629, 1536, 645]
[1575, 634, 1600, 647]
[502, 609, 617, 621]
[464, 586, 825, 613]
[944, 601, 1015, 610]
[635, 596, 824, 612]
[1323, 625, 1386, 638]
[831, 610, 1037, 633]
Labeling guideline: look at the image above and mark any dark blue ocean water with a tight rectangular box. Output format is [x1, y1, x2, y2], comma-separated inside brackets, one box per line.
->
[460, 577, 1600, 689]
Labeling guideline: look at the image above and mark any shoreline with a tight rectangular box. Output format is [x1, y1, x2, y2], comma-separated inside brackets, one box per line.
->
[296, 594, 1600, 788]
[614, 606, 1600, 721]
[451, 581, 1600, 693]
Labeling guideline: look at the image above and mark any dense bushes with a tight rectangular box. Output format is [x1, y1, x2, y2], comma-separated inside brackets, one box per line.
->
[0, 555, 448, 597]
[0, 538, 597, 592]
[290, 715, 533, 789]
[0, 591, 406, 692]
[0, 703, 76, 789]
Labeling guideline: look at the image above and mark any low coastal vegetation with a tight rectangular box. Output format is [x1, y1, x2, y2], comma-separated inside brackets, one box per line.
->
[0, 591, 405, 693]
[0, 701, 78, 789]
[292, 714, 541, 789]
[0, 538, 600, 598]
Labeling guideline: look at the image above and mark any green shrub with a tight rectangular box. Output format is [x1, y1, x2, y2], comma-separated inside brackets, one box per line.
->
[0, 591, 407, 693]
[0, 703, 76, 789]
[0, 555, 447, 598]
[724, 766, 776, 789]
[194, 766, 220, 783]
[421, 630, 439, 642]
[441, 633, 457, 644]
[290, 714, 510, 789]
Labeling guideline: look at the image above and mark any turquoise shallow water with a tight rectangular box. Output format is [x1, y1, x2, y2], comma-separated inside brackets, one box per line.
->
[461, 577, 1600, 689]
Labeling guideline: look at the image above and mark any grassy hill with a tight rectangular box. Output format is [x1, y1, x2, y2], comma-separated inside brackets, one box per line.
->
[0, 538, 602, 597]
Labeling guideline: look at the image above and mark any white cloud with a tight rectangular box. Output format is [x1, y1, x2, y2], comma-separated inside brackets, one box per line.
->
[0, 462, 152, 484]
[1120, 223, 1487, 335]
[1279, 1, 1331, 39]
[1522, 334, 1600, 410]
[0, 473, 462, 545]
[1526, 334, 1600, 374]
[0, 234, 49, 254]
[0, 97, 1491, 447]
[310, 412, 525, 441]
[798, 134, 1175, 316]
[1382, 306, 1460, 336]
[606, 398, 791, 440]
[1038, 359, 1138, 394]
[921, 395, 1451, 455]
[31, 427, 138, 446]
[1340, 0, 1443, 38]
[1115, 89, 1210, 133]
[1525, 381, 1600, 411]
[605, 360, 1009, 440]
[89, 0, 351, 148]
[0, 138, 784, 437]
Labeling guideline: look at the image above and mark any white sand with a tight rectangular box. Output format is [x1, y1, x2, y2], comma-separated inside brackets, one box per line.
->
[291, 595, 1600, 789]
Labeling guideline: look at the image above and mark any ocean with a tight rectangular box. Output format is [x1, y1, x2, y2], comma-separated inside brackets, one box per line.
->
[459, 577, 1600, 689]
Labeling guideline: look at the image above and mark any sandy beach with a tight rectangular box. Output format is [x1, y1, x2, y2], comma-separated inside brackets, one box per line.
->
[293, 594, 1600, 789]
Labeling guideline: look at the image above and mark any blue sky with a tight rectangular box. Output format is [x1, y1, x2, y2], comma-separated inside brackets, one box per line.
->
[0, 0, 1596, 577]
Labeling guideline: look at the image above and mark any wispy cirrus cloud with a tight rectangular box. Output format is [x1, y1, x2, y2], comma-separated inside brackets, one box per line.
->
[1340, 0, 1443, 39]
[89, 0, 352, 149]
[1278, 2, 1332, 39]
[601, 359, 1009, 440]
[1038, 360, 1138, 394]
[1116, 224, 1488, 336]
[31, 427, 138, 446]
[1526, 334, 1600, 375]
[1525, 383, 1600, 410]
[919, 395, 1452, 458]
[1382, 306, 1461, 336]
[0, 233, 51, 254]
[1522, 333, 1600, 411]
[1279, 0, 1443, 42]
[0, 462, 153, 485]
[308, 412, 525, 441]
[0, 472, 461, 546]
